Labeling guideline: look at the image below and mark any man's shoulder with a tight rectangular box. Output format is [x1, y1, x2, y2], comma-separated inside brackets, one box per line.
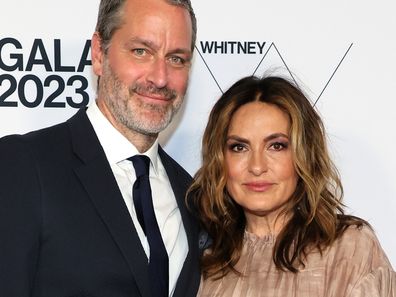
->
[0, 109, 88, 157]
[158, 146, 192, 181]
[0, 109, 87, 146]
[1, 124, 56, 148]
[1, 120, 65, 149]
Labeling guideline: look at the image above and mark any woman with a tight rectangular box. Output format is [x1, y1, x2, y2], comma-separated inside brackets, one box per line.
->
[189, 76, 395, 296]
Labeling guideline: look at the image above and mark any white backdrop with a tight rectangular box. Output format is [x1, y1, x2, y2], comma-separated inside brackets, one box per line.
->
[1, 0, 395, 267]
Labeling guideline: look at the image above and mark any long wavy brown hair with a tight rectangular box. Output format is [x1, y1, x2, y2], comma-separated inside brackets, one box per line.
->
[188, 75, 367, 278]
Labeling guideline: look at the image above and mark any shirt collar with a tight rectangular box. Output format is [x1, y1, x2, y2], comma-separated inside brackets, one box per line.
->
[86, 101, 159, 174]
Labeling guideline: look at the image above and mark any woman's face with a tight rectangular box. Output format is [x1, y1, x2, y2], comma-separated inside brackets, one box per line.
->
[224, 101, 298, 222]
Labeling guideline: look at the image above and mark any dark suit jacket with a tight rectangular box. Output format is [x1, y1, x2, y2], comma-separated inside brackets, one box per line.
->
[0, 109, 200, 297]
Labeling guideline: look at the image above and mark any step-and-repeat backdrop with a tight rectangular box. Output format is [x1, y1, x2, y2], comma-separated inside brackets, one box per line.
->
[1, 0, 395, 266]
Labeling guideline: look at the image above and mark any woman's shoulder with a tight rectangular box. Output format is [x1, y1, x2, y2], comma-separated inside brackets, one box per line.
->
[338, 224, 376, 245]
[331, 224, 392, 269]
[314, 224, 395, 296]
[336, 226, 396, 296]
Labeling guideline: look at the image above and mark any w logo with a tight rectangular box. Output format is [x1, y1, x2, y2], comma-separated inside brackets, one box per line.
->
[195, 41, 353, 106]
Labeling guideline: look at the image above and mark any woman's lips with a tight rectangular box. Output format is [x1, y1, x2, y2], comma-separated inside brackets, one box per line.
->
[243, 182, 274, 192]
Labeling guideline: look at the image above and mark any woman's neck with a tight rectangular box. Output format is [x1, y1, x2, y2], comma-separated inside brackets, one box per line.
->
[245, 211, 289, 237]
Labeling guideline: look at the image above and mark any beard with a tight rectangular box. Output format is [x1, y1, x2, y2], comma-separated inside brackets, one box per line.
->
[98, 59, 184, 135]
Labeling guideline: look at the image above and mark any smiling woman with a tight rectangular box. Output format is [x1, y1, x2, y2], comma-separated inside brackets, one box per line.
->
[224, 101, 298, 237]
[188, 75, 396, 297]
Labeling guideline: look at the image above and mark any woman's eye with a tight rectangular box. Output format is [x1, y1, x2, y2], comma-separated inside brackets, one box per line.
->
[269, 142, 288, 151]
[230, 143, 246, 152]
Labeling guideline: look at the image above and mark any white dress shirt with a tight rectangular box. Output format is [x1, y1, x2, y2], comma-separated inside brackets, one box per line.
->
[86, 102, 188, 296]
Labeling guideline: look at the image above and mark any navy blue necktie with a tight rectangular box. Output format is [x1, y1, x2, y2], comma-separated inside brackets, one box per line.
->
[129, 155, 169, 297]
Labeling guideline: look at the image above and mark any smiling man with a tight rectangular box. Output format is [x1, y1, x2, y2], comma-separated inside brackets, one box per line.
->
[0, 0, 200, 296]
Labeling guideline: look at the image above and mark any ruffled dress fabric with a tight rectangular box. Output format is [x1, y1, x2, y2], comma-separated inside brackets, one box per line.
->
[197, 226, 396, 297]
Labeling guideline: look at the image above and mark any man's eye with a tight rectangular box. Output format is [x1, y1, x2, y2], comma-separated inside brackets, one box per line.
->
[169, 56, 185, 65]
[132, 48, 147, 56]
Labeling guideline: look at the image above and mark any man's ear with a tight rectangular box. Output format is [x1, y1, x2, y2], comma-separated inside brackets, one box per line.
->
[91, 32, 104, 76]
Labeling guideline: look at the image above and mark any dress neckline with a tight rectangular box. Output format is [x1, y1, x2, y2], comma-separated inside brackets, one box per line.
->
[244, 230, 276, 245]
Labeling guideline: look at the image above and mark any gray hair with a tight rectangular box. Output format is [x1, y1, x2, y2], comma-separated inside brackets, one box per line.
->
[95, 0, 197, 52]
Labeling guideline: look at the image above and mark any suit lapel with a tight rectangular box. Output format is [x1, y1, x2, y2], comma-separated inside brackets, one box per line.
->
[158, 147, 201, 297]
[67, 109, 151, 297]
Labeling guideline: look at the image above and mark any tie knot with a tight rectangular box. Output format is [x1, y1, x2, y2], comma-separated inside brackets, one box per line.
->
[129, 155, 150, 177]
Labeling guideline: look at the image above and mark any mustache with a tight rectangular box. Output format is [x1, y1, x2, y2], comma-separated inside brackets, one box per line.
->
[129, 83, 177, 100]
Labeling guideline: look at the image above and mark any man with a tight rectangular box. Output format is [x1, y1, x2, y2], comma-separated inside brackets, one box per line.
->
[0, 0, 200, 296]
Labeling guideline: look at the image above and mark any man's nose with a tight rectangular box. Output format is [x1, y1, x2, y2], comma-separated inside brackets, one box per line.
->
[146, 58, 168, 89]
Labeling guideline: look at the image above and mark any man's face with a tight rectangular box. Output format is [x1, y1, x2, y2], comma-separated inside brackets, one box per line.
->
[92, 0, 193, 136]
